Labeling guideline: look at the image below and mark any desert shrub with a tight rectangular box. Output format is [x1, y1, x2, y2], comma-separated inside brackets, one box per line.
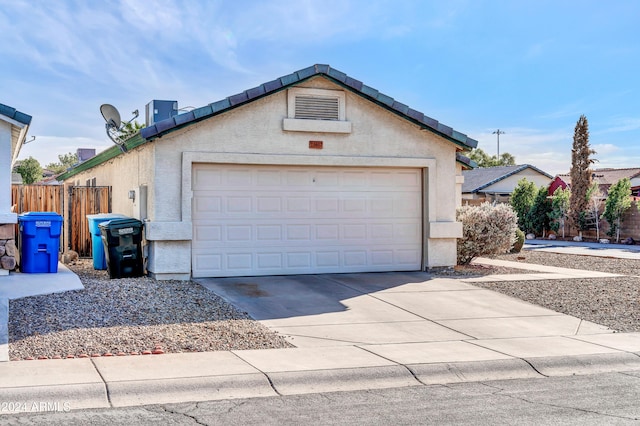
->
[511, 228, 525, 253]
[456, 202, 518, 265]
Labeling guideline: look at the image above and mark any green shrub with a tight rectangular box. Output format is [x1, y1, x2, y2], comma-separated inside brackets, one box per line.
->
[457, 202, 519, 265]
[511, 228, 525, 253]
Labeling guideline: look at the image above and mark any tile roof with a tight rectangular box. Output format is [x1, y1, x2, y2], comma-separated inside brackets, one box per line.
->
[456, 153, 476, 170]
[462, 164, 553, 193]
[0, 103, 32, 126]
[558, 168, 640, 187]
[141, 64, 478, 150]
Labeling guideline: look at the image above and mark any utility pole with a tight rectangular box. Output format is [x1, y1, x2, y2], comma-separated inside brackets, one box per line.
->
[492, 129, 505, 158]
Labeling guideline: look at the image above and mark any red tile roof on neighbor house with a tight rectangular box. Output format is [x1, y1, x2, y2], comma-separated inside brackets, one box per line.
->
[552, 168, 640, 196]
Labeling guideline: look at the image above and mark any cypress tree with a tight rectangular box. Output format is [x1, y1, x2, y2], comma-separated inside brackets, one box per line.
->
[569, 115, 596, 233]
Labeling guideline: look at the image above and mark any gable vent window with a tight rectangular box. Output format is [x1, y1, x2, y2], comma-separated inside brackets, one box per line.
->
[284, 87, 351, 133]
[295, 96, 340, 121]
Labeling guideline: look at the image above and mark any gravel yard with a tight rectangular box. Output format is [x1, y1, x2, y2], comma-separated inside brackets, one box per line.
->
[8, 250, 640, 360]
[477, 250, 640, 333]
[8, 260, 293, 361]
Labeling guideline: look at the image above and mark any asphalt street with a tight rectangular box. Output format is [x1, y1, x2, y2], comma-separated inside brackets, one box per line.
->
[2, 371, 639, 425]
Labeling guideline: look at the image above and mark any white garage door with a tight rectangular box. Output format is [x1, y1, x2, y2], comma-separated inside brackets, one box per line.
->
[191, 164, 423, 277]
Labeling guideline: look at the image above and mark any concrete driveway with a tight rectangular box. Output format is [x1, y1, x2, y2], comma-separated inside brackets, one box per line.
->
[196, 268, 612, 349]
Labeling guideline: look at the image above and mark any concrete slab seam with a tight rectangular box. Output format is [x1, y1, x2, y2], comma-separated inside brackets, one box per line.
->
[314, 274, 368, 294]
[360, 293, 479, 340]
[89, 357, 113, 408]
[355, 344, 427, 386]
[227, 350, 283, 397]
[462, 339, 547, 376]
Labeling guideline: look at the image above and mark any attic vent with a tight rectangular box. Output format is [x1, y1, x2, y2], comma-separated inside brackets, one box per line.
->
[284, 87, 351, 133]
[295, 96, 340, 121]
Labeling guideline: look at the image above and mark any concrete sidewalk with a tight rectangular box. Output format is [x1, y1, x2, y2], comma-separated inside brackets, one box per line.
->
[2, 256, 640, 413]
[524, 239, 640, 259]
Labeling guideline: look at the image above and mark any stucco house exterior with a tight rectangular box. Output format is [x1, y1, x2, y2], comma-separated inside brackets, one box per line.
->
[59, 64, 477, 280]
[462, 164, 553, 204]
[0, 103, 32, 274]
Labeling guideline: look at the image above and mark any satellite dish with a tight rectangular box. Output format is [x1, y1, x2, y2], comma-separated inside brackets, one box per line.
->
[100, 104, 121, 129]
[99, 104, 139, 153]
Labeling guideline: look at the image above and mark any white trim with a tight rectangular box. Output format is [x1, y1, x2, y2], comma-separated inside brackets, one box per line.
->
[145, 221, 192, 240]
[282, 118, 352, 133]
[0, 213, 17, 224]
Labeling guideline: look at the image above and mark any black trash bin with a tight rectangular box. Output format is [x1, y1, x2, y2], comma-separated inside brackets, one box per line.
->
[99, 218, 144, 279]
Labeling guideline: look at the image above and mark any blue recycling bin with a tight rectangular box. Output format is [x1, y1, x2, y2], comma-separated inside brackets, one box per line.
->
[86, 213, 128, 270]
[18, 212, 63, 273]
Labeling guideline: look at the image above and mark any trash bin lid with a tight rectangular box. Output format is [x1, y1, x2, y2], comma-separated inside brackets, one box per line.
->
[87, 213, 128, 234]
[18, 212, 63, 222]
[87, 213, 128, 221]
[98, 218, 142, 229]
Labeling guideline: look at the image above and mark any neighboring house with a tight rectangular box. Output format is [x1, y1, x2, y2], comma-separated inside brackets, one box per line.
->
[11, 173, 23, 185]
[0, 103, 31, 275]
[59, 64, 477, 279]
[462, 164, 553, 203]
[551, 168, 640, 197]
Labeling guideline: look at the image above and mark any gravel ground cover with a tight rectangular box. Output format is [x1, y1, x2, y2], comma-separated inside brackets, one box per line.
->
[8, 260, 293, 360]
[475, 250, 640, 332]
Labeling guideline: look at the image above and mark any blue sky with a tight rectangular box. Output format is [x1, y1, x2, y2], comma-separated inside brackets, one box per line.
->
[3, 0, 639, 175]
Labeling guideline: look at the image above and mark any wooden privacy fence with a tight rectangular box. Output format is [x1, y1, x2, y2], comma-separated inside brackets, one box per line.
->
[11, 184, 63, 214]
[11, 185, 111, 257]
[69, 186, 111, 257]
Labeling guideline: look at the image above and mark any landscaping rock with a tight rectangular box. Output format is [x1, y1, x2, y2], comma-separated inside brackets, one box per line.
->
[525, 233, 535, 240]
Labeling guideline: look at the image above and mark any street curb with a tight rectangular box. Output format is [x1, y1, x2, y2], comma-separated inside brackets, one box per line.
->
[266, 365, 419, 395]
[0, 383, 109, 413]
[4, 352, 640, 413]
[407, 358, 542, 384]
[107, 373, 277, 407]
[525, 352, 640, 377]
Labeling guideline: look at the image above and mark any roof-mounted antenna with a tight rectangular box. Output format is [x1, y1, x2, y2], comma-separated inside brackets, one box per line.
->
[100, 104, 139, 153]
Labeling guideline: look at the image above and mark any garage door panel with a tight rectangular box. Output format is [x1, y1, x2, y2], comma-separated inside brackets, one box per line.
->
[194, 220, 419, 246]
[192, 164, 422, 277]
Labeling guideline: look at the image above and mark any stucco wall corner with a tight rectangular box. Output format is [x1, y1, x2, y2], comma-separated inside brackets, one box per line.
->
[428, 221, 463, 239]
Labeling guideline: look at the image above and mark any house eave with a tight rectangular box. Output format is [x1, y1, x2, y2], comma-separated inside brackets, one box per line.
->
[58, 133, 146, 180]
[140, 64, 478, 151]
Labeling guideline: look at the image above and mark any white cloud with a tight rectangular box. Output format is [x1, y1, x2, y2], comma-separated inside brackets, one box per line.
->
[591, 143, 619, 155]
[599, 117, 640, 134]
[17, 136, 110, 167]
[473, 127, 574, 175]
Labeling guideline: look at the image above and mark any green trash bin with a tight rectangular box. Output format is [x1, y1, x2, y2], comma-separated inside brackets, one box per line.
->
[99, 218, 144, 279]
